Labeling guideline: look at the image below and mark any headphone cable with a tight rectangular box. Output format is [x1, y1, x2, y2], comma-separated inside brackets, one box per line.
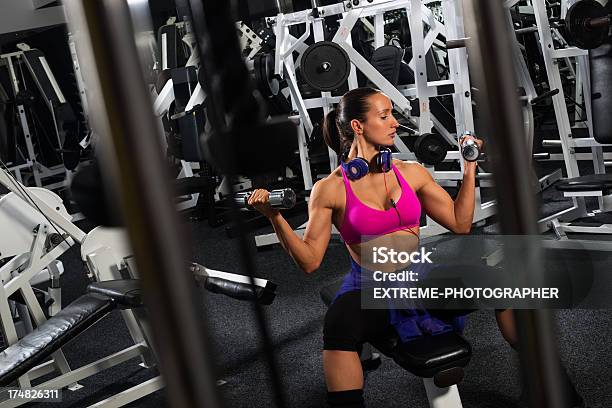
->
[383, 170, 418, 238]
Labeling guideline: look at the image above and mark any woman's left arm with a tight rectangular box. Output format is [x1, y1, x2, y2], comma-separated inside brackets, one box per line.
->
[405, 160, 478, 234]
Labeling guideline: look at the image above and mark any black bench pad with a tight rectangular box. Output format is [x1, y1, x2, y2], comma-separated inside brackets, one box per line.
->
[556, 174, 612, 192]
[87, 279, 143, 309]
[320, 280, 472, 378]
[202, 277, 276, 305]
[0, 294, 115, 386]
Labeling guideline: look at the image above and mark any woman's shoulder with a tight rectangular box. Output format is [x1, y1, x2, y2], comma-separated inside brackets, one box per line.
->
[310, 168, 344, 205]
[392, 159, 431, 187]
[392, 159, 425, 174]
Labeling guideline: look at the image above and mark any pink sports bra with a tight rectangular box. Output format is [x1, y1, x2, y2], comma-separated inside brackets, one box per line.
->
[338, 163, 421, 245]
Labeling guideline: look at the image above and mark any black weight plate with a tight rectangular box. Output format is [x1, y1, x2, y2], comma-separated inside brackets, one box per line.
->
[565, 0, 608, 49]
[254, 53, 280, 98]
[414, 133, 448, 165]
[254, 53, 291, 114]
[264, 53, 280, 96]
[301, 41, 350, 92]
[254, 53, 267, 94]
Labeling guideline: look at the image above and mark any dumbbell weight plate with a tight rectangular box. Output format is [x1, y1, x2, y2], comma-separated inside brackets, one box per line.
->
[414, 133, 448, 165]
[269, 188, 297, 209]
[565, 0, 609, 49]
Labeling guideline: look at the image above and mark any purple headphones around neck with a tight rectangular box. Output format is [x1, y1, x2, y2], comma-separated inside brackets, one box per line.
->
[341, 148, 393, 180]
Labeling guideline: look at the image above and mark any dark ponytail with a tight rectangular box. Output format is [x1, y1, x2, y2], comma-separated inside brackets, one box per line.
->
[321, 87, 381, 160]
[322, 108, 341, 157]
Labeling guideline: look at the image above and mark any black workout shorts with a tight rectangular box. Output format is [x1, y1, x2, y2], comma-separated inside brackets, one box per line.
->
[323, 290, 475, 353]
[323, 290, 390, 353]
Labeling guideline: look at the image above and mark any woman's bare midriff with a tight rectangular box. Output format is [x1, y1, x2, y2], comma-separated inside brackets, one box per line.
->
[345, 229, 420, 272]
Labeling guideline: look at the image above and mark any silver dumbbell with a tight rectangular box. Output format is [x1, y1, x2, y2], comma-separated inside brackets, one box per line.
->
[234, 189, 297, 210]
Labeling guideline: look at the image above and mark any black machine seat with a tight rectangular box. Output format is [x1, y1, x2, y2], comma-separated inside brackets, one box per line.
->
[320, 280, 471, 387]
[556, 174, 612, 192]
[0, 280, 142, 386]
[369, 45, 404, 86]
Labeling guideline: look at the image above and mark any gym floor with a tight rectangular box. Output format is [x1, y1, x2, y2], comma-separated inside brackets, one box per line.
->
[25, 181, 612, 408]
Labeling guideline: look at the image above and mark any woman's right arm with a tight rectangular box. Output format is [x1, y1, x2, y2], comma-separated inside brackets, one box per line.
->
[250, 180, 334, 274]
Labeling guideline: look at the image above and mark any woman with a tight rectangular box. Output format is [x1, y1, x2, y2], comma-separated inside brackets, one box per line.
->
[248, 87, 535, 407]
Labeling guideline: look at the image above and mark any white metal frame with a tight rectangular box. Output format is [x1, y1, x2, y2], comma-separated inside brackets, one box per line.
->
[423, 378, 463, 408]
[68, 35, 93, 149]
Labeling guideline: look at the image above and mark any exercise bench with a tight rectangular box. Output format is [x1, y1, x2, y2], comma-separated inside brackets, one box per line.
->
[320, 280, 472, 408]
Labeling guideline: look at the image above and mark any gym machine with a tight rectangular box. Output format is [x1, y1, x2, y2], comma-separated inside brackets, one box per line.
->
[0, 163, 278, 406]
[153, 19, 221, 216]
[0, 44, 82, 190]
[514, 0, 612, 248]
[505, 3, 566, 194]
[153, 18, 275, 219]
